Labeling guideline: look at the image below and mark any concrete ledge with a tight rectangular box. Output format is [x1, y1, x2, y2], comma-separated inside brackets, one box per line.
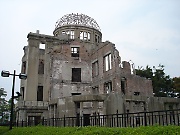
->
[15, 101, 48, 108]
[72, 94, 107, 102]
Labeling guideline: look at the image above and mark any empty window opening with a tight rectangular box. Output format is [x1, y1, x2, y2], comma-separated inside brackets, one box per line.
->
[92, 86, 99, 94]
[38, 59, 44, 74]
[92, 61, 99, 77]
[83, 114, 90, 126]
[95, 35, 100, 43]
[95, 35, 98, 43]
[134, 92, 140, 96]
[70, 30, 74, 39]
[39, 43, 45, 49]
[104, 81, 112, 94]
[71, 93, 81, 96]
[104, 53, 112, 71]
[80, 31, 83, 40]
[71, 47, 79, 57]
[88, 33, 90, 40]
[121, 77, 126, 94]
[80, 31, 91, 41]
[37, 86, 43, 101]
[22, 61, 26, 74]
[62, 30, 74, 39]
[84, 32, 88, 40]
[76, 102, 80, 109]
[72, 68, 81, 82]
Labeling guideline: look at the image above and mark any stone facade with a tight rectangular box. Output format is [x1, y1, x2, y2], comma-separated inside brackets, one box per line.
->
[15, 13, 180, 123]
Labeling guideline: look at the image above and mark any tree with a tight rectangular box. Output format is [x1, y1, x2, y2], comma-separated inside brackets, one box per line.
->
[0, 88, 10, 123]
[135, 64, 177, 97]
[136, 65, 153, 79]
[173, 77, 180, 97]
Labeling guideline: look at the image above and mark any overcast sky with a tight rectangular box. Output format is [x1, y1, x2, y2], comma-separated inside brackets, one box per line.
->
[0, 0, 180, 99]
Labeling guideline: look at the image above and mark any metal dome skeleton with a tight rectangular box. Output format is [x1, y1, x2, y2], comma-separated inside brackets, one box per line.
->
[55, 13, 101, 31]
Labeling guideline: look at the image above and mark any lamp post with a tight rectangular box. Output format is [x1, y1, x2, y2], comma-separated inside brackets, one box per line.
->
[1, 70, 27, 130]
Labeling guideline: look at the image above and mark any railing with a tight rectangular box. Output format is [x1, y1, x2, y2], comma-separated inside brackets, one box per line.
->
[15, 109, 180, 127]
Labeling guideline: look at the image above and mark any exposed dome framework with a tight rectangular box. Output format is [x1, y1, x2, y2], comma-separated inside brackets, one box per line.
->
[55, 13, 101, 31]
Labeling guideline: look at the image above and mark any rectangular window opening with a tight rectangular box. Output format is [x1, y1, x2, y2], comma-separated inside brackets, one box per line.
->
[92, 61, 99, 77]
[38, 59, 44, 74]
[70, 30, 74, 39]
[80, 31, 83, 40]
[72, 68, 81, 82]
[62, 31, 66, 35]
[134, 92, 140, 96]
[98, 36, 100, 43]
[39, 43, 45, 49]
[121, 77, 126, 94]
[22, 61, 26, 74]
[84, 32, 88, 40]
[37, 86, 43, 101]
[95, 35, 98, 43]
[104, 53, 112, 71]
[104, 81, 112, 94]
[80, 31, 91, 41]
[121, 81, 125, 94]
[71, 47, 79, 57]
[76, 102, 80, 109]
[88, 33, 91, 41]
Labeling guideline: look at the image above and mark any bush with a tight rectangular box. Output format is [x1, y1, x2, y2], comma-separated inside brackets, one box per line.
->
[1, 125, 180, 135]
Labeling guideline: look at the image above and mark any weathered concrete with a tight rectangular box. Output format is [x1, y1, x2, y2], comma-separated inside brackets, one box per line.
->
[15, 13, 180, 123]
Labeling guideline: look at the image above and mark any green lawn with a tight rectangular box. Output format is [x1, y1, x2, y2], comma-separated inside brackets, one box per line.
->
[1, 125, 180, 135]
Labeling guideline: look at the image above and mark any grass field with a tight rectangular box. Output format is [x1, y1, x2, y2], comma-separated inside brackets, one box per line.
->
[0, 125, 180, 135]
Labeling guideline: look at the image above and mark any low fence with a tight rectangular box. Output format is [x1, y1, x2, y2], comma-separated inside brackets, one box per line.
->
[15, 109, 180, 127]
[0, 122, 10, 126]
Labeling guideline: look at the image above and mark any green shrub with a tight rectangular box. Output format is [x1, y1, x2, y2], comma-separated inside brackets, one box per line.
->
[1, 125, 180, 135]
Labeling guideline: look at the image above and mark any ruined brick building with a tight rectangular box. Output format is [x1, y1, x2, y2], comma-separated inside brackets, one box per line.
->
[15, 13, 180, 124]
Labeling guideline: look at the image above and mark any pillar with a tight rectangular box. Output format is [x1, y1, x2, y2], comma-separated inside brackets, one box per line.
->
[24, 38, 39, 101]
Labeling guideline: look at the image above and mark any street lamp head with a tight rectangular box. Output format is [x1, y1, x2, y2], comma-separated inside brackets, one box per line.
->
[1, 70, 10, 77]
[19, 73, 27, 80]
[14, 92, 22, 98]
[16, 92, 22, 97]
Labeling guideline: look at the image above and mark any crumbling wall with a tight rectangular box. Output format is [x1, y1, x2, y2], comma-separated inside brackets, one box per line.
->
[50, 41, 93, 100]
[125, 75, 153, 97]
[91, 42, 121, 94]
[120, 61, 153, 97]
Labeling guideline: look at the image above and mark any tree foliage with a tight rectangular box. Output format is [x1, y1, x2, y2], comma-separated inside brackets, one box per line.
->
[173, 77, 180, 97]
[0, 88, 10, 123]
[136, 64, 179, 98]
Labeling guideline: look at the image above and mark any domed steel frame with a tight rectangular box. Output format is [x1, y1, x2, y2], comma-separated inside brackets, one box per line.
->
[55, 13, 101, 31]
